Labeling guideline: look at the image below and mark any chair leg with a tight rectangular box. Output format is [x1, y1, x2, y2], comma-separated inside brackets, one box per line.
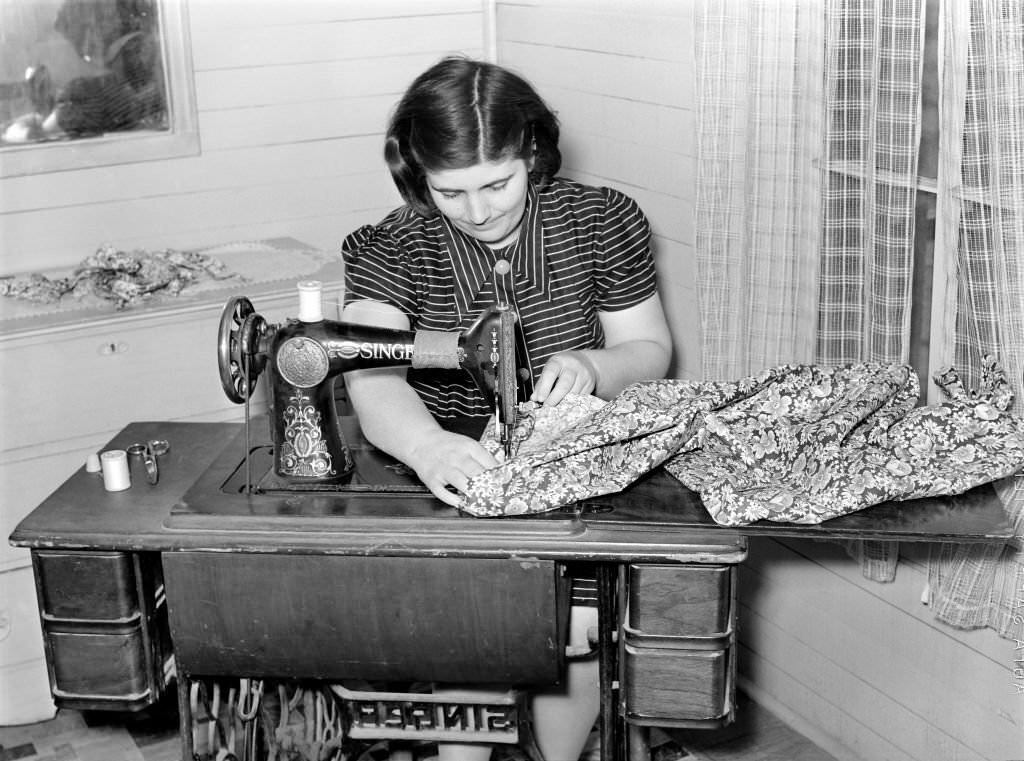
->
[176, 669, 195, 760]
[626, 725, 650, 761]
[597, 564, 619, 761]
[519, 702, 547, 761]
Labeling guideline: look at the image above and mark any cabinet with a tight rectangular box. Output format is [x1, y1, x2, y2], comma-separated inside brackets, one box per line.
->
[32, 550, 171, 710]
[0, 239, 342, 723]
[621, 563, 736, 728]
[162, 553, 568, 684]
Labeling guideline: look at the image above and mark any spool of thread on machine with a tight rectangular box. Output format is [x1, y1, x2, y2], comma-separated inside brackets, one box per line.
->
[100, 450, 131, 491]
[297, 280, 323, 322]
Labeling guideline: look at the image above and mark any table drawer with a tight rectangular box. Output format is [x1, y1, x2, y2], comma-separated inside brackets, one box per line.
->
[623, 562, 738, 727]
[627, 563, 733, 639]
[31, 550, 170, 711]
[35, 551, 139, 621]
[622, 643, 734, 725]
[47, 625, 151, 702]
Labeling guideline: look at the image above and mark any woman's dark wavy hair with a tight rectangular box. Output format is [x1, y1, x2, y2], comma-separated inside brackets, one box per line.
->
[384, 57, 561, 217]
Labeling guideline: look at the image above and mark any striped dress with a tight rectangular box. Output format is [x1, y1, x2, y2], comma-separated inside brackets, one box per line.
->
[341, 177, 659, 426]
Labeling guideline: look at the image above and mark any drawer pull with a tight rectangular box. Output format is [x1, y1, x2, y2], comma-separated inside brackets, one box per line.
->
[98, 341, 129, 355]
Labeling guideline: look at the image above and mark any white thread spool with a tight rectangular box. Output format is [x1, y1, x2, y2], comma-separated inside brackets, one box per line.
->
[100, 450, 131, 491]
[297, 280, 323, 322]
[85, 452, 102, 474]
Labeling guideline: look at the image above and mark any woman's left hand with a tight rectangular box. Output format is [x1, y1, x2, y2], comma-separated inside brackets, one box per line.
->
[530, 351, 598, 407]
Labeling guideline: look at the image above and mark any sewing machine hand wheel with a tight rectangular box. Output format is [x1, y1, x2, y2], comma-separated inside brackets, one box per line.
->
[218, 296, 268, 403]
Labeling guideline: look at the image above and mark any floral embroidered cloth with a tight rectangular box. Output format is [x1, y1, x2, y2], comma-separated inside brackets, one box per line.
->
[464, 358, 1024, 526]
[0, 243, 240, 309]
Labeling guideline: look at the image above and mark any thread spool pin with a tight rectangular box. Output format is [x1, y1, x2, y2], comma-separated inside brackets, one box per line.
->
[493, 259, 512, 306]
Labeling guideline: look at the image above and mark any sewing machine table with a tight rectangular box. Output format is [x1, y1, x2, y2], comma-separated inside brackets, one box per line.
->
[9, 420, 1013, 761]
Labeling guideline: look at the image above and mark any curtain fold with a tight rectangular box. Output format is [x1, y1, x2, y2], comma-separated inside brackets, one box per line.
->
[818, 0, 925, 364]
[695, 0, 926, 583]
[818, 0, 927, 581]
[694, 0, 1022, 637]
[930, 0, 1024, 639]
[694, 0, 824, 380]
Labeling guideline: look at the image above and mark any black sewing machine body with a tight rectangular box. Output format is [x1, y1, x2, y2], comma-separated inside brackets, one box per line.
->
[217, 282, 532, 487]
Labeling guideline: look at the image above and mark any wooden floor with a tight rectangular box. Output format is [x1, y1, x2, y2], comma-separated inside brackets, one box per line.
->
[0, 693, 180, 761]
[0, 690, 840, 761]
[665, 691, 842, 761]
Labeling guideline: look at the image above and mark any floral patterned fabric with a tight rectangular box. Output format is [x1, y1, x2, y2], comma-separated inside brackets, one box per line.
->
[464, 359, 1024, 526]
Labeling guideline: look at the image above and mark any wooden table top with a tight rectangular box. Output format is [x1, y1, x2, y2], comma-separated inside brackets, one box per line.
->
[9, 419, 1014, 562]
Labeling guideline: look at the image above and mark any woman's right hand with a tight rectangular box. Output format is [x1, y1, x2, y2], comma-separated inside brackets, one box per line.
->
[406, 428, 500, 507]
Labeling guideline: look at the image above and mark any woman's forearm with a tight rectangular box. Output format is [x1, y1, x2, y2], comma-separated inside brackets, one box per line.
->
[583, 338, 673, 399]
[343, 365, 499, 506]
[343, 367, 443, 462]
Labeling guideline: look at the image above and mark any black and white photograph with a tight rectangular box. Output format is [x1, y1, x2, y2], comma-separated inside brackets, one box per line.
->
[1, 2, 1021, 760]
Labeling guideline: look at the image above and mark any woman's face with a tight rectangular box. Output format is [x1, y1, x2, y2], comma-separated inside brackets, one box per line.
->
[425, 157, 531, 248]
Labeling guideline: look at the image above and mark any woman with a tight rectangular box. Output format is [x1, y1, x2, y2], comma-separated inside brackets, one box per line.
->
[341, 57, 672, 761]
[343, 56, 672, 505]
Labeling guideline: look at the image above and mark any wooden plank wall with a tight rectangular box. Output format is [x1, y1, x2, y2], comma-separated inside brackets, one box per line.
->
[495, 3, 1023, 761]
[740, 540, 1022, 761]
[494, 0, 702, 380]
[0, 0, 485, 276]
[0, 0, 486, 728]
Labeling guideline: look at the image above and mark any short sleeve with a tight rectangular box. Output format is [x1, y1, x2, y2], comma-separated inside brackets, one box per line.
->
[340, 222, 418, 316]
[594, 188, 658, 311]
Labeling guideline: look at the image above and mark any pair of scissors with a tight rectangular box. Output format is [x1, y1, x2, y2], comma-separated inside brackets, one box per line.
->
[126, 439, 168, 485]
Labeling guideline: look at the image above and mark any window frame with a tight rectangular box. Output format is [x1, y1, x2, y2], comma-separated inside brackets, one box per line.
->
[0, 0, 199, 179]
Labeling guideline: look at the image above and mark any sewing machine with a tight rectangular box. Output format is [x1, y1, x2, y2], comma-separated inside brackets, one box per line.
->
[216, 277, 532, 487]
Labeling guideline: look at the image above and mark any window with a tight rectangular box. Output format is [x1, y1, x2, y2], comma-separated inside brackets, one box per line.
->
[910, 0, 940, 397]
[821, 0, 940, 398]
[0, 0, 197, 177]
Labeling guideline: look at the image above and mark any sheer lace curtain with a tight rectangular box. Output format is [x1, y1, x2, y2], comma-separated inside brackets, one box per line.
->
[929, 0, 1024, 639]
[694, 0, 824, 381]
[695, 0, 923, 374]
[695, 0, 924, 582]
[695, 0, 1023, 636]
[818, 0, 926, 581]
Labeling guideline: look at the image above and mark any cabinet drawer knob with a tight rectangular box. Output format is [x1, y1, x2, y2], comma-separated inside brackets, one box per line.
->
[98, 341, 129, 355]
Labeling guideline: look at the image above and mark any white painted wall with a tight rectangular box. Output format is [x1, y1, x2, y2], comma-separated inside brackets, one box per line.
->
[494, 0, 701, 380]
[0, 0, 486, 275]
[738, 540, 1022, 761]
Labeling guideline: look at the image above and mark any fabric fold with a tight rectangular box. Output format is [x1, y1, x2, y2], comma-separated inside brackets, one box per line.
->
[463, 360, 1024, 526]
